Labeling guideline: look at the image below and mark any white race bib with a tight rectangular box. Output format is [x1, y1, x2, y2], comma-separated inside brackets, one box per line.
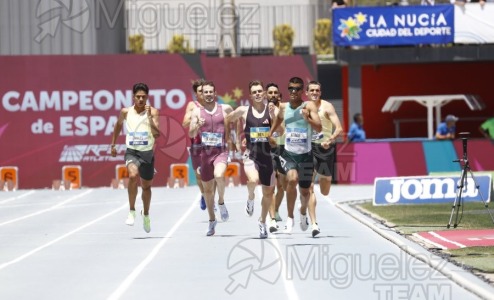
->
[128, 132, 149, 145]
[201, 132, 223, 147]
[286, 128, 308, 144]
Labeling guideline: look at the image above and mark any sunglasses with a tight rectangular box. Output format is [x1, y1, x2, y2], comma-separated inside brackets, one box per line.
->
[288, 87, 303, 93]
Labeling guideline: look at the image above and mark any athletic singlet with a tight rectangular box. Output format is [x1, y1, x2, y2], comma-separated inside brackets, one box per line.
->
[284, 102, 312, 154]
[125, 106, 155, 151]
[199, 104, 225, 148]
[244, 104, 271, 155]
[312, 104, 333, 144]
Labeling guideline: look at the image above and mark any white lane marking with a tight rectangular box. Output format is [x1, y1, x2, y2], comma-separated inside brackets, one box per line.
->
[0, 189, 94, 227]
[0, 190, 36, 205]
[0, 202, 127, 271]
[107, 194, 199, 300]
[429, 231, 466, 248]
[412, 233, 448, 250]
[270, 236, 300, 300]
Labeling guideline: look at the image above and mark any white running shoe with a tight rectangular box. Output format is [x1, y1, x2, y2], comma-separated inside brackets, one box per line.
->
[258, 221, 268, 239]
[284, 217, 294, 233]
[269, 219, 278, 233]
[141, 210, 151, 233]
[219, 203, 229, 222]
[312, 223, 320, 237]
[125, 210, 136, 226]
[245, 199, 254, 217]
[207, 220, 217, 236]
[300, 213, 309, 231]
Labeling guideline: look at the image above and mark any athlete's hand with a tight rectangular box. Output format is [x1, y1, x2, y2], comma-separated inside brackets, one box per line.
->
[145, 105, 152, 117]
[110, 145, 117, 157]
[301, 108, 310, 120]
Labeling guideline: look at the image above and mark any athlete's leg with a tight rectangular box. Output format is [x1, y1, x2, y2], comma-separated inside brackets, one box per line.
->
[285, 169, 298, 219]
[213, 162, 227, 205]
[127, 163, 139, 211]
[141, 178, 153, 215]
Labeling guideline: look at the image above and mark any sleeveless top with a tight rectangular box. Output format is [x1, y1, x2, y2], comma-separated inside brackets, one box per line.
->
[312, 104, 333, 144]
[284, 102, 312, 154]
[198, 104, 225, 148]
[125, 106, 155, 151]
[244, 105, 271, 155]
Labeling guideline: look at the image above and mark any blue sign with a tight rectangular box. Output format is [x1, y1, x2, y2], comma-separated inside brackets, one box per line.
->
[333, 5, 454, 46]
[373, 175, 492, 205]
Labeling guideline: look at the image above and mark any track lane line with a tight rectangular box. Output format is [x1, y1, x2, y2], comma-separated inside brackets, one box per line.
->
[107, 193, 199, 300]
[0, 190, 36, 205]
[0, 190, 93, 227]
[0, 202, 127, 271]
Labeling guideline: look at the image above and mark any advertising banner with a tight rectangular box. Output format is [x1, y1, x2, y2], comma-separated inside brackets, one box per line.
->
[0, 54, 316, 189]
[373, 175, 492, 205]
[332, 5, 454, 46]
[455, 4, 494, 44]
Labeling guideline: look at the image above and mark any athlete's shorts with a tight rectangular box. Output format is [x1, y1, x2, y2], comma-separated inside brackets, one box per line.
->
[246, 151, 274, 186]
[124, 148, 155, 181]
[270, 145, 286, 175]
[190, 145, 202, 172]
[312, 143, 335, 177]
[200, 147, 229, 182]
[280, 150, 314, 189]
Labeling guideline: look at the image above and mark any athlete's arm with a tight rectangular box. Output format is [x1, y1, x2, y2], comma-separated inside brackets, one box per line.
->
[110, 108, 128, 157]
[181, 101, 196, 128]
[189, 107, 201, 138]
[305, 101, 322, 132]
[325, 102, 343, 143]
[149, 107, 160, 138]
[222, 104, 234, 151]
[269, 102, 285, 136]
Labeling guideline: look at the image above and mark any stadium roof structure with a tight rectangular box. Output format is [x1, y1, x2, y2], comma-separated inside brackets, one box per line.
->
[382, 94, 485, 139]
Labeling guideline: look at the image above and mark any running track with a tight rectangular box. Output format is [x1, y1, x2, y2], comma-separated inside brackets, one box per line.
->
[0, 185, 491, 300]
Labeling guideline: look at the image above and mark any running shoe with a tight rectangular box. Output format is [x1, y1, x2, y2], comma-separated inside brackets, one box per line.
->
[312, 223, 320, 237]
[200, 195, 206, 210]
[245, 199, 254, 217]
[207, 220, 217, 236]
[125, 210, 136, 226]
[259, 221, 268, 239]
[141, 210, 151, 233]
[269, 219, 278, 233]
[219, 203, 229, 222]
[300, 212, 309, 231]
[284, 217, 294, 233]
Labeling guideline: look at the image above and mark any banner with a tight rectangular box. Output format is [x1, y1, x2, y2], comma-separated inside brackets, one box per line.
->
[373, 175, 492, 205]
[333, 5, 454, 46]
[0, 54, 316, 189]
[455, 3, 494, 44]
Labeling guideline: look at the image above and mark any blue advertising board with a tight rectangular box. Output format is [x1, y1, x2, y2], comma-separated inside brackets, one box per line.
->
[373, 175, 492, 205]
[332, 5, 454, 46]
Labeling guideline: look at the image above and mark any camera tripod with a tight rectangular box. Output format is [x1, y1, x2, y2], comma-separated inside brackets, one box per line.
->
[447, 132, 494, 228]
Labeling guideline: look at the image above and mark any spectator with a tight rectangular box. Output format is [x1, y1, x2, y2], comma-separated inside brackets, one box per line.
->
[479, 116, 494, 139]
[435, 114, 458, 140]
[347, 113, 366, 142]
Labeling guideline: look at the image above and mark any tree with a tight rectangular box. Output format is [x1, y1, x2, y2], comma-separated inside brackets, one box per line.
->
[273, 24, 294, 56]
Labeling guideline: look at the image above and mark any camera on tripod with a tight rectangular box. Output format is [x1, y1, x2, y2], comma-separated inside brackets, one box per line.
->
[447, 132, 494, 228]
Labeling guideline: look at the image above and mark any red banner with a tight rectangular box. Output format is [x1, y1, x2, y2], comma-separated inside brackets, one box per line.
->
[0, 54, 316, 188]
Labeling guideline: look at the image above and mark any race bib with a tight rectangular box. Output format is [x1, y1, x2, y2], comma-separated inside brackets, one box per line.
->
[250, 127, 270, 143]
[201, 132, 223, 147]
[286, 128, 308, 144]
[129, 132, 149, 145]
[312, 130, 323, 142]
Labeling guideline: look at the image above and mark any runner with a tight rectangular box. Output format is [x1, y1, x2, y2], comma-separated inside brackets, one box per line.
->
[182, 79, 207, 210]
[307, 80, 343, 237]
[227, 80, 278, 238]
[269, 77, 321, 234]
[189, 81, 233, 236]
[110, 82, 160, 233]
[266, 82, 286, 233]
